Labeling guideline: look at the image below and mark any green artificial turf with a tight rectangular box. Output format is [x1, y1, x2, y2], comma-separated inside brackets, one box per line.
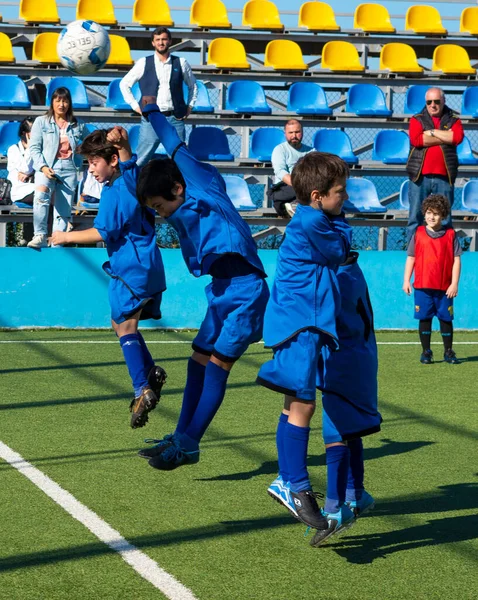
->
[0, 330, 477, 600]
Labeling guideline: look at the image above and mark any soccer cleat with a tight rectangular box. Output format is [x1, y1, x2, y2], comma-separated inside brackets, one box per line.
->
[444, 349, 459, 364]
[148, 438, 199, 471]
[27, 234, 48, 249]
[267, 475, 298, 517]
[310, 504, 356, 548]
[346, 490, 375, 517]
[137, 433, 176, 459]
[420, 349, 434, 364]
[147, 365, 167, 399]
[129, 387, 158, 429]
[290, 490, 328, 530]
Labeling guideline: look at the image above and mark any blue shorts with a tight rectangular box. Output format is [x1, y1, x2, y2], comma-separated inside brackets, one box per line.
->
[414, 289, 454, 322]
[193, 273, 269, 362]
[108, 278, 162, 324]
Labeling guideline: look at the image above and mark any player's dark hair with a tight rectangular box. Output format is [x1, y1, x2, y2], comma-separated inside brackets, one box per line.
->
[291, 152, 349, 205]
[136, 158, 186, 205]
[77, 129, 119, 165]
[46, 87, 76, 123]
[422, 194, 450, 219]
[19, 117, 34, 143]
[151, 26, 171, 42]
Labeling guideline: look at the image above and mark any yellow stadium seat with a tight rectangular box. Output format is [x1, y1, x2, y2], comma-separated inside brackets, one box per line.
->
[106, 35, 134, 66]
[191, 0, 231, 28]
[354, 4, 395, 33]
[264, 40, 307, 70]
[20, 0, 59, 24]
[298, 2, 339, 31]
[460, 8, 478, 35]
[321, 41, 364, 72]
[432, 45, 476, 75]
[76, 0, 117, 25]
[242, 0, 283, 30]
[133, 0, 174, 27]
[405, 5, 447, 35]
[207, 38, 250, 69]
[379, 43, 423, 73]
[0, 33, 14, 63]
[32, 33, 61, 64]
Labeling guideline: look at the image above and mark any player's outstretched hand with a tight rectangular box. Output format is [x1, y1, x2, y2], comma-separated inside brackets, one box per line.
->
[49, 231, 68, 246]
[402, 281, 412, 295]
[107, 126, 129, 149]
[445, 283, 458, 298]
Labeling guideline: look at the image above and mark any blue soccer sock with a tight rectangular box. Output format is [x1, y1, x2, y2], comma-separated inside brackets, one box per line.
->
[324, 444, 350, 514]
[181, 361, 230, 451]
[284, 422, 311, 493]
[175, 358, 207, 437]
[276, 412, 290, 482]
[346, 438, 365, 502]
[136, 331, 155, 373]
[119, 334, 149, 397]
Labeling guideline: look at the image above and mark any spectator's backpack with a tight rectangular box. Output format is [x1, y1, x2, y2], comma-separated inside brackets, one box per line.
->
[0, 178, 12, 205]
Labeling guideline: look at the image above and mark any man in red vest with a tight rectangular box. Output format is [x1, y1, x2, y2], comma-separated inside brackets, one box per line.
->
[403, 194, 462, 364]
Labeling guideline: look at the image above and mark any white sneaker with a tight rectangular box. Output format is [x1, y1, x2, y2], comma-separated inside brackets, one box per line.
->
[284, 202, 298, 218]
[27, 234, 48, 249]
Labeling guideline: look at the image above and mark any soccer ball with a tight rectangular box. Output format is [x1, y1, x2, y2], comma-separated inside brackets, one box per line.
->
[57, 20, 111, 75]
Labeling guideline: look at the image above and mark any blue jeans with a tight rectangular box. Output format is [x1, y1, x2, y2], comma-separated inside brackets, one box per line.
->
[136, 115, 186, 167]
[408, 175, 453, 242]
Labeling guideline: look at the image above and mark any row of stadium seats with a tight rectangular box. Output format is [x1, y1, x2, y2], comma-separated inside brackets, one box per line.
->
[399, 180, 478, 214]
[13, 0, 478, 36]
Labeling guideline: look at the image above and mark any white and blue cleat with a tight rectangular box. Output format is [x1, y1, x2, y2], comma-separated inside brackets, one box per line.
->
[310, 504, 356, 547]
[346, 490, 375, 517]
[267, 475, 298, 517]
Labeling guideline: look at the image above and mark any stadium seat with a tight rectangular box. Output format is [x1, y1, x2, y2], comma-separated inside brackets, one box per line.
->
[0, 33, 14, 63]
[462, 87, 478, 117]
[19, 0, 60, 23]
[184, 80, 213, 113]
[354, 4, 395, 33]
[346, 84, 392, 117]
[405, 5, 447, 35]
[106, 36, 133, 66]
[313, 129, 358, 164]
[0, 121, 20, 156]
[461, 181, 478, 213]
[321, 41, 364, 72]
[32, 33, 61, 64]
[222, 176, 256, 211]
[344, 178, 386, 213]
[190, 0, 231, 28]
[399, 180, 409, 210]
[133, 0, 174, 27]
[460, 7, 478, 35]
[188, 127, 234, 161]
[84, 123, 97, 135]
[298, 2, 340, 31]
[379, 43, 423, 73]
[0, 76, 30, 108]
[127, 125, 141, 155]
[207, 38, 250, 69]
[76, 0, 117, 25]
[457, 136, 478, 165]
[287, 82, 332, 116]
[432, 45, 475, 75]
[372, 130, 409, 164]
[226, 81, 271, 114]
[13, 201, 33, 209]
[106, 79, 140, 110]
[404, 85, 430, 115]
[47, 77, 90, 110]
[242, 0, 284, 30]
[250, 127, 285, 161]
[264, 40, 307, 71]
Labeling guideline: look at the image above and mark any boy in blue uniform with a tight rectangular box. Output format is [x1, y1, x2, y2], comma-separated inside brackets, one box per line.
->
[257, 152, 353, 531]
[50, 129, 167, 429]
[117, 105, 269, 470]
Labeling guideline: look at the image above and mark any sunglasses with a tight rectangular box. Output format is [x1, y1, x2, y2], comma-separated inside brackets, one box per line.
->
[426, 99, 442, 105]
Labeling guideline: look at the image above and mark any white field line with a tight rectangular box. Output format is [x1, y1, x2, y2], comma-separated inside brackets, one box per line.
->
[0, 340, 478, 345]
[0, 442, 198, 600]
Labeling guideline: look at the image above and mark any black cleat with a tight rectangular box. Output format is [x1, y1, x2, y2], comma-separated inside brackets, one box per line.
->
[290, 490, 328, 530]
[129, 387, 158, 429]
[147, 365, 167, 399]
[444, 349, 459, 364]
[137, 433, 176, 459]
[148, 439, 200, 471]
[420, 349, 434, 364]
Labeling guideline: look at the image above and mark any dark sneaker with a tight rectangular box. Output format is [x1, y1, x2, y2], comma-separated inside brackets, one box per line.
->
[290, 490, 328, 530]
[129, 387, 158, 429]
[148, 438, 199, 471]
[310, 505, 355, 548]
[147, 366, 167, 399]
[137, 433, 176, 459]
[420, 349, 434, 364]
[444, 349, 459, 364]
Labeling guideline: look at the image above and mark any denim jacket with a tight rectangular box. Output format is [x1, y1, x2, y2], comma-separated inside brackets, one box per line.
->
[29, 115, 86, 172]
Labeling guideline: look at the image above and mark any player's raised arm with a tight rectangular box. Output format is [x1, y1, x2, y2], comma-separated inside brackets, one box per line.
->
[107, 127, 133, 163]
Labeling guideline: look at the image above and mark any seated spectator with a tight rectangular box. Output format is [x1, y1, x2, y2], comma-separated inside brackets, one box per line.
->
[269, 119, 313, 218]
[78, 169, 104, 207]
[7, 118, 35, 206]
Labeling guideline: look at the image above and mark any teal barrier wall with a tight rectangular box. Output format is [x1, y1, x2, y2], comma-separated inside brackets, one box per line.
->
[0, 248, 476, 329]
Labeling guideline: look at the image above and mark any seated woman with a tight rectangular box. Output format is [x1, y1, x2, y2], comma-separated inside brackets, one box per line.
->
[7, 118, 35, 206]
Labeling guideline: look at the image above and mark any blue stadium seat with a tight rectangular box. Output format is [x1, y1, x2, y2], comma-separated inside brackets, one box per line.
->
[457, 136, 478, 165]
[344, 178, 386, 213]
[461, 180, 478, 213]
[346, 84, 392, 117]
[404, 85, 429, 115]
[128, 124, 141, 155]
[222, 175, 256, 211]
[46, 77, 90, 109]
[84, 123, 97, 135]
[188, 127, 234, 161]
[462, 87, 478, 117]
[399, 180, 409, 210]
[184, 80, 214, 113]
[13, 201, 33, 209]
[226, 81, 271, 114]
[106, 79, 140, 110]
[0, 121, 20, 156]
[287, 82, 332, 116]
[313, 129, 358, 164]
[250, 127, 285, 161]
[372, 130, 409, 164]
[0, 76, 30, 108]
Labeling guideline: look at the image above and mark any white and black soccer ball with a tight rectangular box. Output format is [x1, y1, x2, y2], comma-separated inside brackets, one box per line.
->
[57, 20, 111, 75]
